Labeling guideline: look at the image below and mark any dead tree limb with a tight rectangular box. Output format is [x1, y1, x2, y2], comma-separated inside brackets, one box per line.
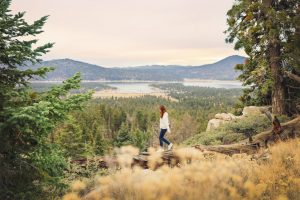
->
[284, 71, 300, 84]
[195, 116, 300, 156]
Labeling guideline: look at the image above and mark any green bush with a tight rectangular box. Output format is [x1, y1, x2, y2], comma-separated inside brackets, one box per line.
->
[224, 115, 271, 134]
[184, 130, 246, 146]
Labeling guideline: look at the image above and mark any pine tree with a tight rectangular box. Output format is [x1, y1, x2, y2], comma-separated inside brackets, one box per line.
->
[56, 116, 86, 158]
[226, 0, 300, 115]
[114, 123, 131, 147]
[131, 129, 150, 151]
[0, 1, 92, 198]
[136, 110, 148, 132]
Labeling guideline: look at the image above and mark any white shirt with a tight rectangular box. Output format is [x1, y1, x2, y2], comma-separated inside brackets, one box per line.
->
[160, 112, 171, 132]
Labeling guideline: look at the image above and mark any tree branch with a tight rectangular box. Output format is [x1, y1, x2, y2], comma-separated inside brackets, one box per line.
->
[284, 71, 300, 84]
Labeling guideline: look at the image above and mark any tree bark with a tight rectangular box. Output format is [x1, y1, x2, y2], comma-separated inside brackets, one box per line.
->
[270, 44, 286, 114]
[263, 0, 286, 115]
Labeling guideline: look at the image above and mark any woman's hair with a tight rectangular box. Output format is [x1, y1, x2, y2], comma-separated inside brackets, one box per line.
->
[160, 105, 166, 118]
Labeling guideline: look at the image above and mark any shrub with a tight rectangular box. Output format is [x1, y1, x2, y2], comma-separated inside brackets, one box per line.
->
[65, 139, 300, 200]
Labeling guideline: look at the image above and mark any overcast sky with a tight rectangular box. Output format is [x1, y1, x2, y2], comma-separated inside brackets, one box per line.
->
[11, 0, 245, 67]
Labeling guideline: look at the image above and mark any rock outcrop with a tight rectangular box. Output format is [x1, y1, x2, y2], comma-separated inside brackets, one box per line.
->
[242, 106, 268, 116]
[206, 106, 269, 132]
[206, 119, 227, 132]
[215, 113, 238, 121]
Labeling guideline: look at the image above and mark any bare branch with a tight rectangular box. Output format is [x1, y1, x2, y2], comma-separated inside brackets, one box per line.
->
[284, 71, 300, 84]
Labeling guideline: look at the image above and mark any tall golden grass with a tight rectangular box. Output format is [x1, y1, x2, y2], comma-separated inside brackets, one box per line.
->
[63, 140, 300, 200]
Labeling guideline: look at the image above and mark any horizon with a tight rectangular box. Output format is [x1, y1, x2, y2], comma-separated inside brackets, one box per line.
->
[11, 0, 246, 67]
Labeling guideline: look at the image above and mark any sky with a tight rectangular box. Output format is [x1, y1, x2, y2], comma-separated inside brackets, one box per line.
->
[11, 0, 245, 67]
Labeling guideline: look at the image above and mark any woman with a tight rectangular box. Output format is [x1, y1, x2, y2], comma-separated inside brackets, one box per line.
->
[158, 105, 173, 151]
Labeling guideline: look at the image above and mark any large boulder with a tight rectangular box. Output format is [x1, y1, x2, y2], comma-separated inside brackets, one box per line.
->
[206, 113, 240, 131]
[215, 113, 238, 121]
[206, 118, 229, 132]
[242, 106, 268, 116]
[206, 106, 270, 132]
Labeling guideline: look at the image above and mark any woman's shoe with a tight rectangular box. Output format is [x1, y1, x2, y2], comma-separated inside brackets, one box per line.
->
[168, 143, 173, 150]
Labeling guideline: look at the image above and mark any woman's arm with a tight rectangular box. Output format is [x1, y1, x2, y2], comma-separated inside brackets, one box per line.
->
[164, 113, 171, 133]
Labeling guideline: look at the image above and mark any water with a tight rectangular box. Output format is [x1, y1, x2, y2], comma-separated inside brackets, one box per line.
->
[104, 80, 243, 93]
[105, 82, 156, 93]
[30, 80, 243, 94]
[182, 80, 242, 89]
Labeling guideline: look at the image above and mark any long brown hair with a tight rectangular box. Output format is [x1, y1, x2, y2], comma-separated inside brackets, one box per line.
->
[160, 105, 166, 118]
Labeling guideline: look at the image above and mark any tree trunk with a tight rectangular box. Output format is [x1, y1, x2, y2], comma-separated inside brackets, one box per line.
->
[263, 0, 286, 115]
[270, 44, 286, 115]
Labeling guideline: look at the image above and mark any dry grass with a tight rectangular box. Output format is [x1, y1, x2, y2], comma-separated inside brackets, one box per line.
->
[64, 139, 300, 200]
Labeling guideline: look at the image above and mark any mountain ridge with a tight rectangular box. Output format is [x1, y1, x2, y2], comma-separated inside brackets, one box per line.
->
[21, 55, 246, 81]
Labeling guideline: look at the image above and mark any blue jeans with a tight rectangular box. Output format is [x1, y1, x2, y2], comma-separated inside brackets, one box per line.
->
[159, 129, 170, 147]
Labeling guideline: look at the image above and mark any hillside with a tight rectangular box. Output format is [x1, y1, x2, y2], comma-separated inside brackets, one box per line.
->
[21, 55, 246, 81]
[65, 116, 300, 200]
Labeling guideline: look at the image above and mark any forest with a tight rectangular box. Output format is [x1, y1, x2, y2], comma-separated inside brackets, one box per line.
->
[54, 85, 242, 155]
[29, 81, 115, 93]
[0, 0, 299, 199]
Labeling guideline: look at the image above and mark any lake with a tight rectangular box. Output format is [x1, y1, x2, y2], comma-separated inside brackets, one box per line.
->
[30, 80, 243, 94]
[103, 80, 243, 93]
[182, 80, 242, 89]
[105, 82, 157, 93]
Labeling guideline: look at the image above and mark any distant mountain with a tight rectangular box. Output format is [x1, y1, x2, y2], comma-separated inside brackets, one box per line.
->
[21, 55, 246, 81]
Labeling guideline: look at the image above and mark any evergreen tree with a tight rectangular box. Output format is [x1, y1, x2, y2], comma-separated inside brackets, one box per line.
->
[114, 123, 131, 147]
[0, 1, 92, 199]
[136, 110, 148, 132]
[226, 0, 300, 115]
[131, 129, 150, 151]
[56, 116, 85, 158]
